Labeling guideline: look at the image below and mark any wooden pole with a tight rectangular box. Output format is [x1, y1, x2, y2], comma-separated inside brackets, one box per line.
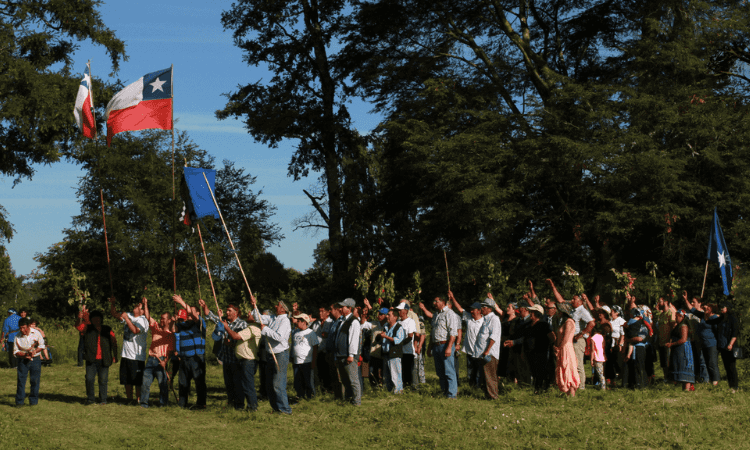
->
[98, 180, 114, 297]
[700, 260, 710, 299]
[443, 250, 451, 292]
[171, 64, 177, 298]
[193, 254, 202, 299]
[196, 224, 220, 314]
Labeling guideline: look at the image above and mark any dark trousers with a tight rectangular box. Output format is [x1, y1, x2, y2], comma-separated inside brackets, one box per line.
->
[658, 346, 671, 380]
[623, 346, 647, 389]
[369, 356, 383, 387]
[258, 359, 268, 398]
[316, 351, 331, 392]
[8, 346, 17, 369]
[700, 345, 721, 383]
[222, 360, 241, 406]
[326, 352, 344, 399]
[529, 351, 549, 392]
[467, 356, 483, 388]
[85, 360, 109, 404]
[77, 335, 85, 366]
[237, 358, 258, 410]
[178, 355, 206, 408]
[401, 354, 415, 387]
[16, 357, 41, 405]
[481, 355, 499, 399]
[293, 362, 315, 399]
[720, 348, 739, 389]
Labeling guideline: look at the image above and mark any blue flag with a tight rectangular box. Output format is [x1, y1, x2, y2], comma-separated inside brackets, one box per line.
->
[180, 167, 220, 224]
[707, 208, 733, 296]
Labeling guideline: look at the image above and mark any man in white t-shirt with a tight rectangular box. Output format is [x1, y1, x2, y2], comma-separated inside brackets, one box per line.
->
[292, 313, 320, 401]
[448, 292, 485, 387]
[110, 296, 149, 403]
[396, 303, 417, 389]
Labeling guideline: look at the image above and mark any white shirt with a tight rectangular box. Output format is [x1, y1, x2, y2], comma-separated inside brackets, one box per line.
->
[610, 316, 626, 345]
[398, 317, 417, 354]
[476, 312, 502, 359]
[252, 310, 291, 353]
[461, 311, 484, 357]
[14, 328, 45, 356]
[292, 328, 320, 364]
[121, 313, 149, 361]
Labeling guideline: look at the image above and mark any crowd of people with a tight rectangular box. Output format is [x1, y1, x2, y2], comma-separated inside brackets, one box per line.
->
[2, 278, 742, 408]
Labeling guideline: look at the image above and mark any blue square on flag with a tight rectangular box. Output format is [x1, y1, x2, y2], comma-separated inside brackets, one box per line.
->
[142, 67, 172, 100]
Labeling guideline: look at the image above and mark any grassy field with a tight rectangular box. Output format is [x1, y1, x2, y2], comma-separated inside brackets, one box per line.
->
[1, 323, 748, 449]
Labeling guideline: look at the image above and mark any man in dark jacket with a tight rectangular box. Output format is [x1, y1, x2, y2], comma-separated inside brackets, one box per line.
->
[76, 309, 118, 405]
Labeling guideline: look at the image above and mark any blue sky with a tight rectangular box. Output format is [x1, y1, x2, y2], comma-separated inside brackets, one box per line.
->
[1, 0, 381, 277]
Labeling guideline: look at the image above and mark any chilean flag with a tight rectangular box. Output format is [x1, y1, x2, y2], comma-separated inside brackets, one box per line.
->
[105, 67, 173, 146]
[74, 62, 96, 139]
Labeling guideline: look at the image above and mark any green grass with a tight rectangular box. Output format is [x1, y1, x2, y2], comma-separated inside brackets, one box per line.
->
[1, 325, 749, 449]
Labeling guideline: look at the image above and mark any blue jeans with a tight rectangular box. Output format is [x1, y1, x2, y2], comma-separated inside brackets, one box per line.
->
[140, 356, 169, 407]
[17, 357, 41, 405]
[293, 362, 315, 399]
[266, 349, 291, 414]
[433, 343, 457, 398]
[237, 358, 258, 410]
[85, 360, 109, 404]
[384, 356, 403, 393]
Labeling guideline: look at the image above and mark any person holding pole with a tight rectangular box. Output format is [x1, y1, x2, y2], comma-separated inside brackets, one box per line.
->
[110, 296, 149, 404]
[251, 295, 293, 415]
[221, 310, 263, 411]
[201, 299, 247, 407]
[172, 295, 207, 409]
[139, 297, 176, 408]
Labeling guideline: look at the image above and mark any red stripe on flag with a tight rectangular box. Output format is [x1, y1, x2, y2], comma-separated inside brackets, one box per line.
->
[107, 98, 173, 146]
[81, 94, 96, 139]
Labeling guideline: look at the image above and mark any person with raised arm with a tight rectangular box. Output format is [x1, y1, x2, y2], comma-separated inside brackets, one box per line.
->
[109, 296, 149, 404]
[172, 295, 207, 409]
[202, 299, 247, 408]
[477, 297, 502, 399]
[553, 302, 580, 397]
[251, 295, 293, 414]
[448, 291, 484, 388]
[139, 297, 175, 408]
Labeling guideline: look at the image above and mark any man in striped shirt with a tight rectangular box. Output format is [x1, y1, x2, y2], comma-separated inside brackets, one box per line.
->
[427, 296, 460, 398]
[140, 297, 175, 408]
[172, 295, 207, 409]
[201, 299, 247, 408]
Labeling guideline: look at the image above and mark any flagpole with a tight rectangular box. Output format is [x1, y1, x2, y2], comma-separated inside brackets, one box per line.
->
[196, 224, 220, 314]
[171, 64, 177, 298]
[200, 172, 278, 371]
[700, 261, 709, 299]
[90, 60, 114, 298]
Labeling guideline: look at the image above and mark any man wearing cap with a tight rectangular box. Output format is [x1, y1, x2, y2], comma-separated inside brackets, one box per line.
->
[2, 308, 22, 368]
[201, 300, 247, 407]
[110, 296, 149, 404]
[172, 295, 207, 409]
[395, 302, 417, 389]
[477, 298, 502, 399]
[333, 298, 362, 406]
[251, 296, 293, 414]
[427, 296, 460, 398]
[290, 313, 319, 401]
[448, 292, 485, 387]
[13, 318, 45, 405]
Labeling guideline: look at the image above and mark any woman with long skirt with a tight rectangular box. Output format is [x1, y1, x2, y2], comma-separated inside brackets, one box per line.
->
[665, 309, 695, 391]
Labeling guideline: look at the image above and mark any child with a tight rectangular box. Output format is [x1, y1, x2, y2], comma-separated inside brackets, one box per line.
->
[30, 318, 51, 366]
[589, 325, 607, 390]
[291, 313, 320, 401]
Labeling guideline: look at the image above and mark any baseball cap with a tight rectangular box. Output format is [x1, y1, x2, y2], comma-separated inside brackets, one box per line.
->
[293, 313, 311, 324]
[337, 298, 356, 308]
[177, 309, 188, 320]
[396, 303, 410, 310]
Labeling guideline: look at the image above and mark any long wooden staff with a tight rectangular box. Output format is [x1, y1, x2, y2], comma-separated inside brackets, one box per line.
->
[99, 188, 114, 298]
[444, 250, 451, 292]
[200, 172, 279, 371]
[700, 260, 709, 299]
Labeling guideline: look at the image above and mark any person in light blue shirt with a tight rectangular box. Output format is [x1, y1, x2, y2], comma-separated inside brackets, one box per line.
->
[380, 309, 406, 393]
[2, 309, 22, 368]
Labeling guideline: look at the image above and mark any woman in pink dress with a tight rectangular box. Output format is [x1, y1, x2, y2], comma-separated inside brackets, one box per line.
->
[553, 302, 580, 397]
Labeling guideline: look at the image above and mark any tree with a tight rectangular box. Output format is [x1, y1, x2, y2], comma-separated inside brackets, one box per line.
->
[217, 0, 363, 296]
[341, 0, 750, 301]
[0, 0, 126, 181]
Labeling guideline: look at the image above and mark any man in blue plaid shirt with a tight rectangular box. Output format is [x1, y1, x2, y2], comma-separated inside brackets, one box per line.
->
[200, 299, 247, 408]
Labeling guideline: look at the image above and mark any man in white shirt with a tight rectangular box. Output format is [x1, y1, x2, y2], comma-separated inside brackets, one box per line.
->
[110, 296, 149, 404]
[396, 303, 417, 389]
[478, 298, 502, 399]
[448, 292, 485, 387]
[251, 296, 293, 414]
[13, 318, 45, 406]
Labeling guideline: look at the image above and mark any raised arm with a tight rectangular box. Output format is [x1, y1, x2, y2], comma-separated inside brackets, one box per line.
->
[528, 280, 536, 304]
[582, 293, 594, 311]
[109, 297, 120, 319]
[545, 279, 566, 304]
[419, 302, 434, 319]
[143, 297, 151, 322]
[448, 291, 464, 314]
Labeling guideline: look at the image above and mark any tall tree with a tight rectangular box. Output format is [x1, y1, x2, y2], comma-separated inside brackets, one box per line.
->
[217, 0, 362, 296]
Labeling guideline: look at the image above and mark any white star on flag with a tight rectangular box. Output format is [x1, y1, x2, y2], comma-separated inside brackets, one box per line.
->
[149, 77, 166, 93]
[718, 251, 726, 267]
